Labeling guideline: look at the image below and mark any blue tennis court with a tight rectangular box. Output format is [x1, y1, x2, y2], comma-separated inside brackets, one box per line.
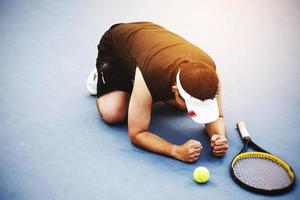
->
[0, 0, 299, 199]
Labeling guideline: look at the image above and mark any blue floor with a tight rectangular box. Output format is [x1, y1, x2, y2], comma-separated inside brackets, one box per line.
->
[0, 0, 299, 199]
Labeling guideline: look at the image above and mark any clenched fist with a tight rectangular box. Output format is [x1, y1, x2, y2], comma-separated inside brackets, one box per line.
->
[173, 139, 203, 162]
[210, 134, 228, 156]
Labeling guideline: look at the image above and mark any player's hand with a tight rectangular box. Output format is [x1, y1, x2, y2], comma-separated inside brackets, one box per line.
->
[173, 139, 203, 162]
[210, 134, 228, 156]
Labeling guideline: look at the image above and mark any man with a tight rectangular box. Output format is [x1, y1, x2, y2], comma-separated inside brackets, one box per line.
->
[87, 22, 228, 162]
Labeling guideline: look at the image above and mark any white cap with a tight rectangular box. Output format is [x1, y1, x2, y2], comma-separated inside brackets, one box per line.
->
[176, 69, 219, 124]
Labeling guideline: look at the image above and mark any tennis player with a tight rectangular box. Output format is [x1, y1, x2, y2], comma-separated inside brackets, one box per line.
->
[87, 22, 228, 162]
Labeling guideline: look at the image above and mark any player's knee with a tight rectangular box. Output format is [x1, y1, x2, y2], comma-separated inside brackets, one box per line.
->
[102, 111, 126, 124]
[96, 92, 129, 125]
[100, 106, 127, 125]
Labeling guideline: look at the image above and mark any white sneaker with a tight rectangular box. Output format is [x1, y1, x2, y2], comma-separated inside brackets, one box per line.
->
[86, 68, 98, 95]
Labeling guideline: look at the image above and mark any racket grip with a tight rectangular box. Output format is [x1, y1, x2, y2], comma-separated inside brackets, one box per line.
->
[237, 121, 251, 139]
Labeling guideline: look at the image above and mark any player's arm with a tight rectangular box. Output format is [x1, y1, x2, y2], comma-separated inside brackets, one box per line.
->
[205, 70, 228, 156]
[164, 99, 186, 110]
[128, 67, 202, 162]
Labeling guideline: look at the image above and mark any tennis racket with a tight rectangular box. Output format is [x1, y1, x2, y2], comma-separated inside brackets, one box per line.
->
[230, 121, 295, 194]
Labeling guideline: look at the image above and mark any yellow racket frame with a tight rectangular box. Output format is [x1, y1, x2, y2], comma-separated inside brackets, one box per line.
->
[231, 151, 295, 181]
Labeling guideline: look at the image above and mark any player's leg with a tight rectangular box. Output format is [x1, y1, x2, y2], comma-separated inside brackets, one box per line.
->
[96, 91, 130, 124]
[92, 24, 133, 124]
[94, 60, 133, 124]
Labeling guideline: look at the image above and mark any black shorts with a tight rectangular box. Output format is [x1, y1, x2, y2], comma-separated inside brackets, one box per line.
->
[96, 24, 133, 98]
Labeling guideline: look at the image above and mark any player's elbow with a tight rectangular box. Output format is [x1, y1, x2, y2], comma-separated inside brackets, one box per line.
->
[128, 129, 139, 145]
[128, 128, 144, 145]
[129, 135, 137, 145]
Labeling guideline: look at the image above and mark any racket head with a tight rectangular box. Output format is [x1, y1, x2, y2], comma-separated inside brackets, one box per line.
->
[230, 151, 295, 194]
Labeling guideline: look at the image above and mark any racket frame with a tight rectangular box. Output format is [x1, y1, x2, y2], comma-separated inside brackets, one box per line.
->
[230, 121, 296, 194]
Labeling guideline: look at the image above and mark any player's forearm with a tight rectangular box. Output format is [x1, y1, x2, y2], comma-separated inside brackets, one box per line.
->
[205, 117, 226, 138]
[130, 131, 177, 158]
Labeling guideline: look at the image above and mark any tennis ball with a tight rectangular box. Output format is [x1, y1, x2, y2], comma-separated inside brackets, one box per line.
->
[193, 166, 210, 183]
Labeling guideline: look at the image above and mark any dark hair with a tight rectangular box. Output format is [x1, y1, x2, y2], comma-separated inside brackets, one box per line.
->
[180, 62, 219, 101]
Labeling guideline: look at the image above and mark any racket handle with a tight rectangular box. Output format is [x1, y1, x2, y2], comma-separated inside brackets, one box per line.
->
[237, 121, 251, 139]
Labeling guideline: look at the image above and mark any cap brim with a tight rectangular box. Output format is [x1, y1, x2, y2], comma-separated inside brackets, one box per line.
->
[176, 69, 219, 124]
[185, 97, 219, 123]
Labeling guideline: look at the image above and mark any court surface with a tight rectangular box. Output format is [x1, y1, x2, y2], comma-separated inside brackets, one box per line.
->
[0, 0, 299, 200]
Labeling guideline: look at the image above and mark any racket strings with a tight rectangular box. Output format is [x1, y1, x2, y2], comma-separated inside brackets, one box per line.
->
[233, 157, 292, 190]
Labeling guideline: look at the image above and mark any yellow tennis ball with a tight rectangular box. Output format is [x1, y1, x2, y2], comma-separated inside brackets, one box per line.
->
[193, 166, 210, 183]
